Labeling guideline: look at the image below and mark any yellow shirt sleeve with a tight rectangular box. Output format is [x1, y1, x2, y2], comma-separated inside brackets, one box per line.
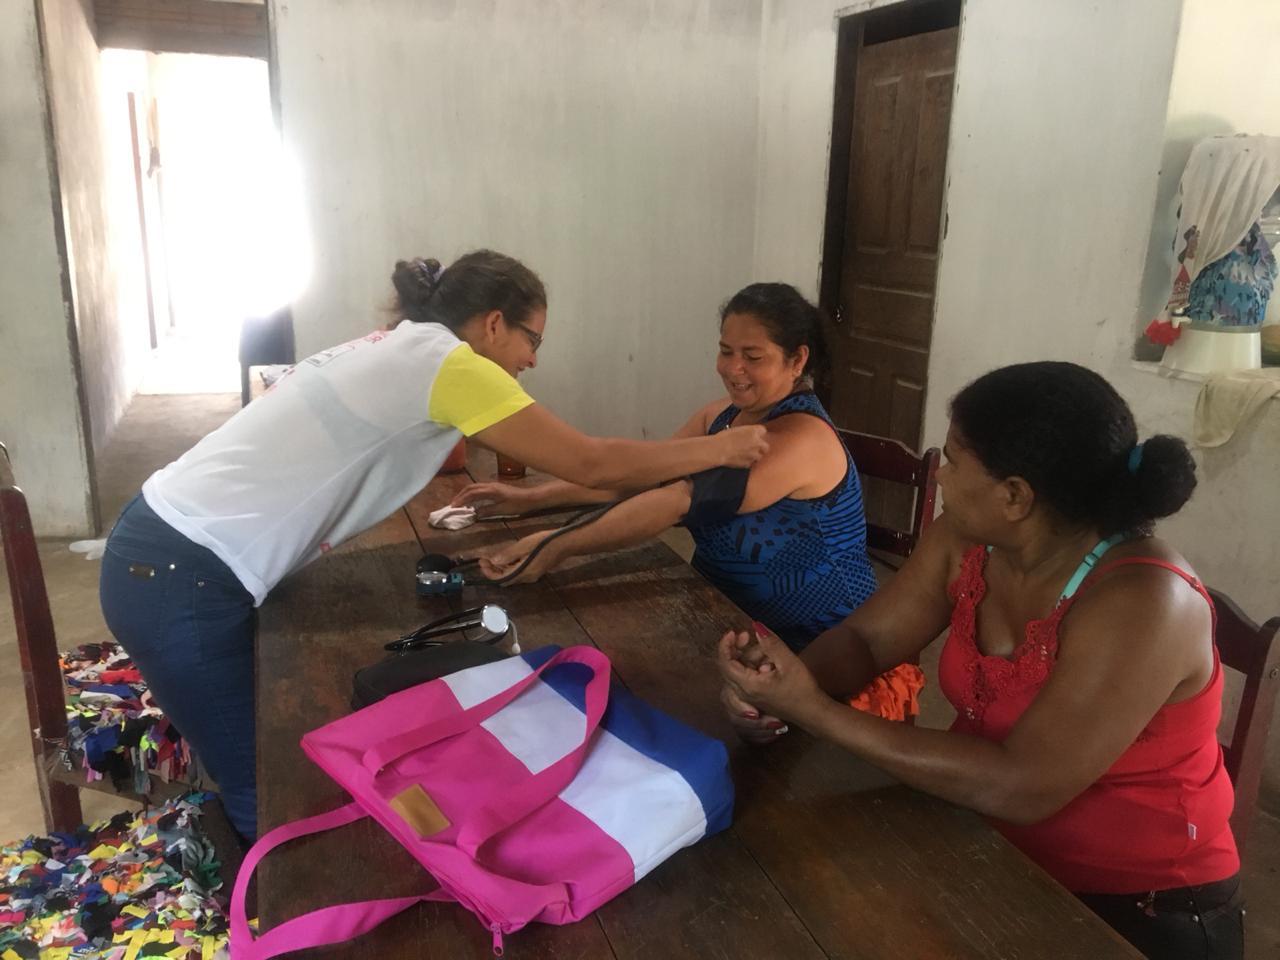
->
[428, 344, 534, 436]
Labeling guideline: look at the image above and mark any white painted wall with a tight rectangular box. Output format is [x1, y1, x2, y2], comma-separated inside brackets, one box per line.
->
[40, 0, 150, 478]
[272, 0, 764, 439]
[0, 1, 95, 535]
[752, 0, 843, 291]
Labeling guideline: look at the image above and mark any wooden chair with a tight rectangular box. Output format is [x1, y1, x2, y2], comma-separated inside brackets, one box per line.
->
[239, 306, 295, 406]
[0, 441, 84, 832]
[0, 442, 195, 833]
[837, 429, 941, 566]
[1209, 588, 1280, 856]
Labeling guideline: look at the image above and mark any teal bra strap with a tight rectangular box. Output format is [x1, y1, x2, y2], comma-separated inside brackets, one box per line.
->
[983, 532, 1129, 602]
[1059, 532, 1128, 601]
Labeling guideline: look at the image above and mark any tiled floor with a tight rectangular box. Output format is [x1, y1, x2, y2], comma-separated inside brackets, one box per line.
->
[1, 391, 1276, 957]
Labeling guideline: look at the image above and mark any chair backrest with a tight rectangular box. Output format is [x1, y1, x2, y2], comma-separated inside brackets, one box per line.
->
[239, 307, 296, 406]
[1209, 587, 1280, 856]
[836, 429, 941, 559]
[0, 442, 78, 829]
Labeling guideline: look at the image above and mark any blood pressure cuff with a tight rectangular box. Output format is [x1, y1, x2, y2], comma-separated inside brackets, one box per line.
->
[680, 466, 750, 526]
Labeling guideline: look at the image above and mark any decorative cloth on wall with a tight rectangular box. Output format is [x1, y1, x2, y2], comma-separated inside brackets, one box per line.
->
[1146, 135, 1280, 346]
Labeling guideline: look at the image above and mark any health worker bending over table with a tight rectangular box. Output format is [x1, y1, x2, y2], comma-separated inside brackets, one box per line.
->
[720, 362, 1242, 960]
[98, 249, 768, 841]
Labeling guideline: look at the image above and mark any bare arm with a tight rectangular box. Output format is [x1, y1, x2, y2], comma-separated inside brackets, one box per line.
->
[451, 478, 620, 516]
[722, 561, 1211, 824]
[455, 397, 733, 513]
[472, 402, 763, 492]
[722, 509, 960, 743]
[479, 410, 842, 583]
[478, 482, 691, 583]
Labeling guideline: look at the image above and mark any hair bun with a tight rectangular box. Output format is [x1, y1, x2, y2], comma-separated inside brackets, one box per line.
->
[1130, 434, 1197, 522]
[391, 257, 442, 310]
[411, 257, 443, 294]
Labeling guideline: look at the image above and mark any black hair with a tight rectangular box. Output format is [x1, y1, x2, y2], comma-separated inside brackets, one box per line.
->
[719, 283, 831, 389]
[390, 249, 546, 332]
[949, 361, 1197, 536]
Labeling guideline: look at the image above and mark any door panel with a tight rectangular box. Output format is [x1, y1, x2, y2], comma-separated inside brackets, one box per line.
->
[829, 25, 957, 530]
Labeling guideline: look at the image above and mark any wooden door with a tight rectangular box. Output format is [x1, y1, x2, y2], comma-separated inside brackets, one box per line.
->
[830, 26, 957, 448]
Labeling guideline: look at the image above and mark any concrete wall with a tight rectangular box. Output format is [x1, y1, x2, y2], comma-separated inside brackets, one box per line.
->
[271, 0, 764, 439]
[0, 1, 95, 535]
[39, 0, 150, 483]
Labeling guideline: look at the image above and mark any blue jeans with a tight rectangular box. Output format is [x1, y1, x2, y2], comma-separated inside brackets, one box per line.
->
[99, 495, 258, 839]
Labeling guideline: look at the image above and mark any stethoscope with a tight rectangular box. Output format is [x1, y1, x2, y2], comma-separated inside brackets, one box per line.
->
[418, 501, 620, 590]
[397, 500, 626, 652]
[385, 603, 520, 654]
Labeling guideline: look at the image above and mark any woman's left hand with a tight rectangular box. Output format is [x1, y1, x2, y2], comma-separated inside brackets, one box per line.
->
[717, 628, 825, 726]
[476, 530, 559, 584]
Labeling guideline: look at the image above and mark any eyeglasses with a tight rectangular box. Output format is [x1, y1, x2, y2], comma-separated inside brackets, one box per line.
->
[515, 323, 543, 353]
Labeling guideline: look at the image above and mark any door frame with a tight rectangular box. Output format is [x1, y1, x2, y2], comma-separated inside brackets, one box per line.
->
[816, 0, 962, 420]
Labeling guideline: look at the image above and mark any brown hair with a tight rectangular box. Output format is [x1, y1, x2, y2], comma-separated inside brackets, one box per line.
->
[390, 249, 546, 332]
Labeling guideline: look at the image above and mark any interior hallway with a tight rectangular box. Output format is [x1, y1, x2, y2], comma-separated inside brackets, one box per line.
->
[0, 390, 1276, 957]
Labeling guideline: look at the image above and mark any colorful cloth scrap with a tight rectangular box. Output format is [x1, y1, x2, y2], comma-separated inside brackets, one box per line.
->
[0, 793, 227, 959]
[59, 642, 194, 794]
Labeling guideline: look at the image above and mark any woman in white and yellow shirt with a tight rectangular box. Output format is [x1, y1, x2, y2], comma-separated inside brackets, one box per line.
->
[99, 249, 768, 840]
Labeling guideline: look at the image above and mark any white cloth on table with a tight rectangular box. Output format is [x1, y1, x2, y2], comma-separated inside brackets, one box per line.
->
[428, 505, 478, 530]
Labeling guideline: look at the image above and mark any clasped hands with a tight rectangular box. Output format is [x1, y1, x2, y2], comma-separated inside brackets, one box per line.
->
[717, 627, 825, 745]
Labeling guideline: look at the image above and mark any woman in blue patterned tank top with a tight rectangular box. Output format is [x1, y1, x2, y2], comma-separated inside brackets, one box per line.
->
[457, 283, 878, 651]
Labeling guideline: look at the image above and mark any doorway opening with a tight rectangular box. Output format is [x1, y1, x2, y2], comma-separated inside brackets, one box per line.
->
[100, 49, 307, 396]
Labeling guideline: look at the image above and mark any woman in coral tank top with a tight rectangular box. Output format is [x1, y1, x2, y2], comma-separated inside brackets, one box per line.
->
[718, 362, 1244, 959]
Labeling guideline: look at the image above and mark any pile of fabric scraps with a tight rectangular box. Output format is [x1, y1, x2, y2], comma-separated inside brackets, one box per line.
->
[0, 792, 228, 959]
[60, 642, 193, 794]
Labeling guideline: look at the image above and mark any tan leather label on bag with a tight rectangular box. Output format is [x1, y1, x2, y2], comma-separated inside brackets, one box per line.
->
[390, 784, 451, 838]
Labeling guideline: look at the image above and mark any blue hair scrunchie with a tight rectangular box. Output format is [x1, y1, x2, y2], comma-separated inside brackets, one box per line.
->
[1127, 442, 1145, 475]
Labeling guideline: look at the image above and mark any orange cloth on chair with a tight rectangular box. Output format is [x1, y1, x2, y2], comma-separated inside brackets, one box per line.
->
[748, 621, 924, 722]
[847, 663, 925, 722]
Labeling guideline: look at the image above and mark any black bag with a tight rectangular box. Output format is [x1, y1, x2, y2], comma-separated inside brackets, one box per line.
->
[351, 643, 509, 710]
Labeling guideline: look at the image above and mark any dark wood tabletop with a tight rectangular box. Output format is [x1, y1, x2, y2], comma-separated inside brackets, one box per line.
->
[254, 463, 1141, 959]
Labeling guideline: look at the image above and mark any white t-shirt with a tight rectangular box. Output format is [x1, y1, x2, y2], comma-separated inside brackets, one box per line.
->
[142, 322, 532, 604]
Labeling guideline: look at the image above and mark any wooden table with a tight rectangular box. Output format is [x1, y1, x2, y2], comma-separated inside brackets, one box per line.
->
[254, 469, 1141, 959]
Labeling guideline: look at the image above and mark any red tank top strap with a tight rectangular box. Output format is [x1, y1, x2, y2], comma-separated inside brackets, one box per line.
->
[1073, 557, 1214, 620]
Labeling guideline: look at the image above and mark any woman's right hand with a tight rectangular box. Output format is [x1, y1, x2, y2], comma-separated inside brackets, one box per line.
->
[476, 530, 559, 584]
[451, 482, 546, 518]
[716, 424, 770, 468]
[719, 629, 788, 745]
[720, 682, 789, 745]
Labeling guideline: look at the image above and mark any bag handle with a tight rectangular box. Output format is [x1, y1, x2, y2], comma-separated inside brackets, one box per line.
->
[230, 802, 444, 960]
[361, 645, 609, 775]
[361, 644, 612, 854]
